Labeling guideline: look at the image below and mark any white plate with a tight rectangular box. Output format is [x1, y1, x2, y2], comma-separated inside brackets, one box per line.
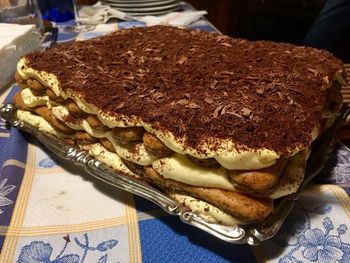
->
[106, 2, 180, 12]
[118, 6, 180, 16]
[103, 0, 173, 3]
[102, 0, 178, 8]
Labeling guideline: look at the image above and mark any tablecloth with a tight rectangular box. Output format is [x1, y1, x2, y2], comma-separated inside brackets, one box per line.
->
[0, 3, 350, 262]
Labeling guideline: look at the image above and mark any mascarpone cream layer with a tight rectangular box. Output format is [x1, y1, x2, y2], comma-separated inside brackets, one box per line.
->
[47, 104, 254, 190]
[85, 144, 247, 225]
[79, 143, 136, 178]
[152, 154, 235, 191]
[50, 104, 157, 166]
[16, 110, 73, 139]
[269, 149, 310, 199]
[153, 151, 307, 199]
[21, 88, 49, 107]
[17, 58, 282, 170]
[170, 193, 245, 225]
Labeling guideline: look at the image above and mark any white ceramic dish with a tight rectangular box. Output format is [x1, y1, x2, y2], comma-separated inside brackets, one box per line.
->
[106, 2, 180, 12]
[102, 0, 178, 8]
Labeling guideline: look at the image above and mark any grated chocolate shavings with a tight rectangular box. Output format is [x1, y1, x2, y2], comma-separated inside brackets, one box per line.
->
[25, 26, 345, 156]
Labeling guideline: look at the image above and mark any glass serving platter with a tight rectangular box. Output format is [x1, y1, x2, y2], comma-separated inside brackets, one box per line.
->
[1, 102, 349, 245]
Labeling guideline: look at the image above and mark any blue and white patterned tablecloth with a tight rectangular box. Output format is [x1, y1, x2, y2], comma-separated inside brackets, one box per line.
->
[1, 5, 350, 262]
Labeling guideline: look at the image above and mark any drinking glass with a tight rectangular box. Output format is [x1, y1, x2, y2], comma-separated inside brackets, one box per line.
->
[37, 0, 94, 32]
[69, 0, 95, 32]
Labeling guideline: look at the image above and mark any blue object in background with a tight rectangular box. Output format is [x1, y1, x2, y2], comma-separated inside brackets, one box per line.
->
[37, 0, 75, 23]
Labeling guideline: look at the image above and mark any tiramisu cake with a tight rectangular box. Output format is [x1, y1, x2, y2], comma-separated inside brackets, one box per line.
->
[12, 26, 345, 225]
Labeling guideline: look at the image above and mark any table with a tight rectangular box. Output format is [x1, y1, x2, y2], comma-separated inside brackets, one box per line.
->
[0, 7, 350, 263]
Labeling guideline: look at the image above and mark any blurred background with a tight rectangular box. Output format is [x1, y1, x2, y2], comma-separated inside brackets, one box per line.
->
[186, 0, 350, 63]
[76, 0, 350, 63]
[188, 0, 323, 43]
[1, 0, 348, 62]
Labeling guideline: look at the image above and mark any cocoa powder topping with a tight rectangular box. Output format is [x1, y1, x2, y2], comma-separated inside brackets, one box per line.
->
[25, 26, 344, 155]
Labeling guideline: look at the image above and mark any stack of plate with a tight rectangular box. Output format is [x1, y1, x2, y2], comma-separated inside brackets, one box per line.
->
[101, 0, 182, 16]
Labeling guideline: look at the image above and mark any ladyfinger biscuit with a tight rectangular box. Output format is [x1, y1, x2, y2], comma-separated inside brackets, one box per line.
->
[123, 159, 145, 176]
[100, 138, 116, 153]
[31, 89, 46, 97]
[34, 106, 74, 134]
[87, 115, 109, 131]
[187, 156, 220, 168]
[144, 167, 272, 223]
[27, 78, 46, 91]
[66, 100, 87, 117]
[15, 72, 28, 89]
[46, 89, 65, 103]
[13, 92, 28, 110]
[76, 131, 99, 145]
[143, 132, 172, 157]
[112, 127, 144, 143]
[228, 158, 287, 192]
[15, 72, 23, 83]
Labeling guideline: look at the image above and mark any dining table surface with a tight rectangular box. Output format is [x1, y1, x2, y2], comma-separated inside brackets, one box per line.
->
[0, 2, 350, 262]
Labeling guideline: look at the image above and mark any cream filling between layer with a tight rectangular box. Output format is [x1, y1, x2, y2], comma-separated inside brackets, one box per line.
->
[111, 141, 159, 166]
[16, 110, 73, 139]
[21, 88, 48, 107]
[17, 57, 284, 170]
[50, 105, 157, 166]
[269, 149, 311, 199]
[152, 151, 309, 199]
[170, 193, 245, 226]
[18, 90, 307, 197]
[79, 143, 136, 178]
[152, 153, 235, 191]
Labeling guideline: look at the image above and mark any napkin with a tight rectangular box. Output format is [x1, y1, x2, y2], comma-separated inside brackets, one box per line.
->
[0, 23, 41, 90]
[78, 2, 130, 24]
[138, 11, 208, 26]
[78, 1, 207, 26]
[75, 23, 119, 41]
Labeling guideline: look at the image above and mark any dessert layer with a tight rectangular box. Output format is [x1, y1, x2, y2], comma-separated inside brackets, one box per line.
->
[16, 82, 280, 170]
[18, 26, 345, 159]
[16, 87, 300, 197]
[16, 59, 344, 170]
[15, 106, 307, 200]
[15, 108, 274, 223]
